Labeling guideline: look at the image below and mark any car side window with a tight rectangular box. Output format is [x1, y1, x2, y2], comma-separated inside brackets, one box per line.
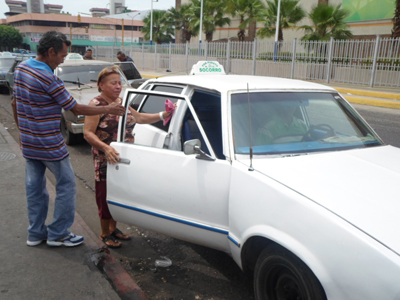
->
[115, 62, 142, 80]
[182, 90, 225, 159]
[152, 85, 183, 94]
[138, 94, 173, 132]
[122, 92, 180, 147]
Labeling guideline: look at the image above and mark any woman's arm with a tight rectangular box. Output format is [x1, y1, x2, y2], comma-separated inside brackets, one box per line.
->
[128, 107, 172, 124]
[83, 102, 120, 164]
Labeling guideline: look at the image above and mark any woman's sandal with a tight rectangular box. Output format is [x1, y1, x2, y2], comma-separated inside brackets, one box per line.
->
[101, 234, 121, 248]
[111, 228, 131, 241]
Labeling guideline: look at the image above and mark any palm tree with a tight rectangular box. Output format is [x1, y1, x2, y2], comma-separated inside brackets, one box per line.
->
[226, 0, 265, 41]
[167, 4, 196, 43]
[257, 0, 306, 42]
[189, 0, 231, 42]
[299, 4, 352, 41]
[392, 0, 400, 38]
[141, 10, 174, 44]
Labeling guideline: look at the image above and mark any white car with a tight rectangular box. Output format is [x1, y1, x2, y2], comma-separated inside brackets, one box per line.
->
[55, 59, 144, 144]
[65, 52, 84, 60]
[107, 61, 400, 300]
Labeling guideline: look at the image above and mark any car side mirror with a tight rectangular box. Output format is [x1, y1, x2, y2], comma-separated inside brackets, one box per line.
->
[183, 139, 215, 161]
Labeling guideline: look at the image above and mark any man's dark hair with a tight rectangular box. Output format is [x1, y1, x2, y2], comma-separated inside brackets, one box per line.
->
[37, 31, 71, 56]
[117, 51, 125, 56]
[87, 49, 92, 52]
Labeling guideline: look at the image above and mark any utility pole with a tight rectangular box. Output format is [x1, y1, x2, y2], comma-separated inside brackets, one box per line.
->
[122, 19, 124, 46]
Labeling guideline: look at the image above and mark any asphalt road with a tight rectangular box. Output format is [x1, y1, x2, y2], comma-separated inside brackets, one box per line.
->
[1, 91, 400, 300]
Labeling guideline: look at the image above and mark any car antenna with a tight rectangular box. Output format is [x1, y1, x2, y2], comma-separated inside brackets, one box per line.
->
[247, 83, 254, 171]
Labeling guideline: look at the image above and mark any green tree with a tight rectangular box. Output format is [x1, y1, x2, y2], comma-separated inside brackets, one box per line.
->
[392, 0, 400, 38]
[141, 10, 174, 44]
[0, 25, 23, 50]
[299, 4, 352, 41]
[257, 0, 306, 42]
[226, 0, 265, 41]
[189, 0, 231, 42]
[167, 4, 196, 43]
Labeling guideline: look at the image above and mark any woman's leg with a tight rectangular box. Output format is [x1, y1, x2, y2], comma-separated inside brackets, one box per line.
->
[96, 180, 121, 247]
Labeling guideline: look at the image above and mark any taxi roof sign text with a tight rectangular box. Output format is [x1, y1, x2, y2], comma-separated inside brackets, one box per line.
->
[190, 61, 226, 76]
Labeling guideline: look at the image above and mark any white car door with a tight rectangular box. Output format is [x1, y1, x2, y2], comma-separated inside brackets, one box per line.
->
[107, 90, 231, 252]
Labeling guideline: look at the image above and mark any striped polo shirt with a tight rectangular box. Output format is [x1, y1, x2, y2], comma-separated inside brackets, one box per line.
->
[14, 58, 77, 161]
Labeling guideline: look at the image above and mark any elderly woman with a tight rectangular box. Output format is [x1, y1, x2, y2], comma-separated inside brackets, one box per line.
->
[84, 66, 172, 248]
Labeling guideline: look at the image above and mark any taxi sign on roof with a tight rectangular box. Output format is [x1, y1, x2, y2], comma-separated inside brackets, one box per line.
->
[190, 61, 226, 75]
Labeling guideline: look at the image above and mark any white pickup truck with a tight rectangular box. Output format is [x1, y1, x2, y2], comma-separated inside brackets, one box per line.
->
[107, 61, 400, 300]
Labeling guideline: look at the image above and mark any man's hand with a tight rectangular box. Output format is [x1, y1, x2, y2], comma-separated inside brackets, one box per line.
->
[107, 102, 125, 116]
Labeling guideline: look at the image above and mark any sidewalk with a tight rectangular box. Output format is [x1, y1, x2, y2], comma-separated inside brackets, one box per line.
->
[0, 123, 145, 300]
[139, 69, 400, 110]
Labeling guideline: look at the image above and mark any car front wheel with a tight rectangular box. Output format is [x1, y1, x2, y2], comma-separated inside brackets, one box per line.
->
[254, 244, 326, 300]
[60, 116, 81, 145]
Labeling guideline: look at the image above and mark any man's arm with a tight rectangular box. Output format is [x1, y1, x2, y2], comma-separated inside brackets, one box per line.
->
[70, 102, 125, 116]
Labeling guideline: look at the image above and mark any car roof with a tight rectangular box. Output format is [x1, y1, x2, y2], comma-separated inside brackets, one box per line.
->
[58, 59, 114, 67]
[148, 75, 336, 94]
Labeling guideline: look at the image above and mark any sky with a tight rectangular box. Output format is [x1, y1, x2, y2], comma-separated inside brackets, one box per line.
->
[0, 0, 176, 18]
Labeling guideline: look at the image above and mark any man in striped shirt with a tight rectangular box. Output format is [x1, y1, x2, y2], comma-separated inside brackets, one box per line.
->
[12, 31, 125, 247]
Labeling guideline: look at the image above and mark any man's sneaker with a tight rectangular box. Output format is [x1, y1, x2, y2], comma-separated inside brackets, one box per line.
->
[26, 239, 46, 247]
[46, 233, 84, 247]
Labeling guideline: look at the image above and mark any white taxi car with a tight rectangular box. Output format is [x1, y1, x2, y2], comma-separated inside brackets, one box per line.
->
[107, 61, 400, 300]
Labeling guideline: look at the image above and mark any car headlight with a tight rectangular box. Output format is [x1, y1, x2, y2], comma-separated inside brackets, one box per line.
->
[0, 75, 5, 80]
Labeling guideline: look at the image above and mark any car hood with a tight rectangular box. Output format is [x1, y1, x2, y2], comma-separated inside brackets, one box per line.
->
[0, 67, 10, 74]
[67, 86, 129, 105]
[252, 145, 400, 254]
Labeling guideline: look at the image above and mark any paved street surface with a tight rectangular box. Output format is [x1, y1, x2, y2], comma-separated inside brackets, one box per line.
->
[0, 105, 144, 300]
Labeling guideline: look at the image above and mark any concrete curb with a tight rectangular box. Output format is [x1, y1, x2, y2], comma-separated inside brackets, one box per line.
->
[142, 74, 163, 79]
[0, 123, 146, 300]
[340, 95, 400, 109]
[334, 88, 400, 101]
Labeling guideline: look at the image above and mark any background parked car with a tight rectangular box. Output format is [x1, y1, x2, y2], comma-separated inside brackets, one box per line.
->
[114, 61, 146, 88]
[65, 53, 84, 60]
[0, 56, 17, 94]
[5, 55, 30, 95]
[0, 52, 14, 56]
[55, 59, 136, 144]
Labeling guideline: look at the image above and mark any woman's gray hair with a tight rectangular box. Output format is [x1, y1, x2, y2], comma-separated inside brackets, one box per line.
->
[37, 31, 71, 56]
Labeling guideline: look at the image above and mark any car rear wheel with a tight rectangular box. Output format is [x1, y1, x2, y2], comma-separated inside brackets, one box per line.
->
[60, 116, 81, 145]
[254, 245, 326, 300]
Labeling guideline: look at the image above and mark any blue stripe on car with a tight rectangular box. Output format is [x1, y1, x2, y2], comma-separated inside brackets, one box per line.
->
[108, 200, 231, 236]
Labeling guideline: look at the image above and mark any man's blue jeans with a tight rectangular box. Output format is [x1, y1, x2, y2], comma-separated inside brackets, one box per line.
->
[25, 157, 76, 241]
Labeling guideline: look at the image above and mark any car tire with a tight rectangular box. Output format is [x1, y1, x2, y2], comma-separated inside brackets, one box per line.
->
[254, 244, 326, 300]
[60, 116, 81, 145]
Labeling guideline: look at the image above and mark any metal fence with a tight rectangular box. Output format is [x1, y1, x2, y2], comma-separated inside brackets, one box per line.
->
[93, 35, 400, 88]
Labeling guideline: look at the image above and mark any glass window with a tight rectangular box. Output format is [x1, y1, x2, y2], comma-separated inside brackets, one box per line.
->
[152, 85, 183, 94]
[181, 90, 225, 159]
[125, 92, 179, 134]
[56, 64, 128, 86]
[231, 92, 382, 156]
[114, 62, 142, 80]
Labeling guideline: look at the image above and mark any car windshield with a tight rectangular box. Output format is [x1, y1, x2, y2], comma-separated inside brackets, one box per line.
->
[56, 64, 128, 87]
[0, 57, 15, 69]
[231, 92, 383, 156]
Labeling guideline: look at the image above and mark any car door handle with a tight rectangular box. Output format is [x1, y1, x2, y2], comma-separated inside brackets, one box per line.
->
[118, 158, 131, 165]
